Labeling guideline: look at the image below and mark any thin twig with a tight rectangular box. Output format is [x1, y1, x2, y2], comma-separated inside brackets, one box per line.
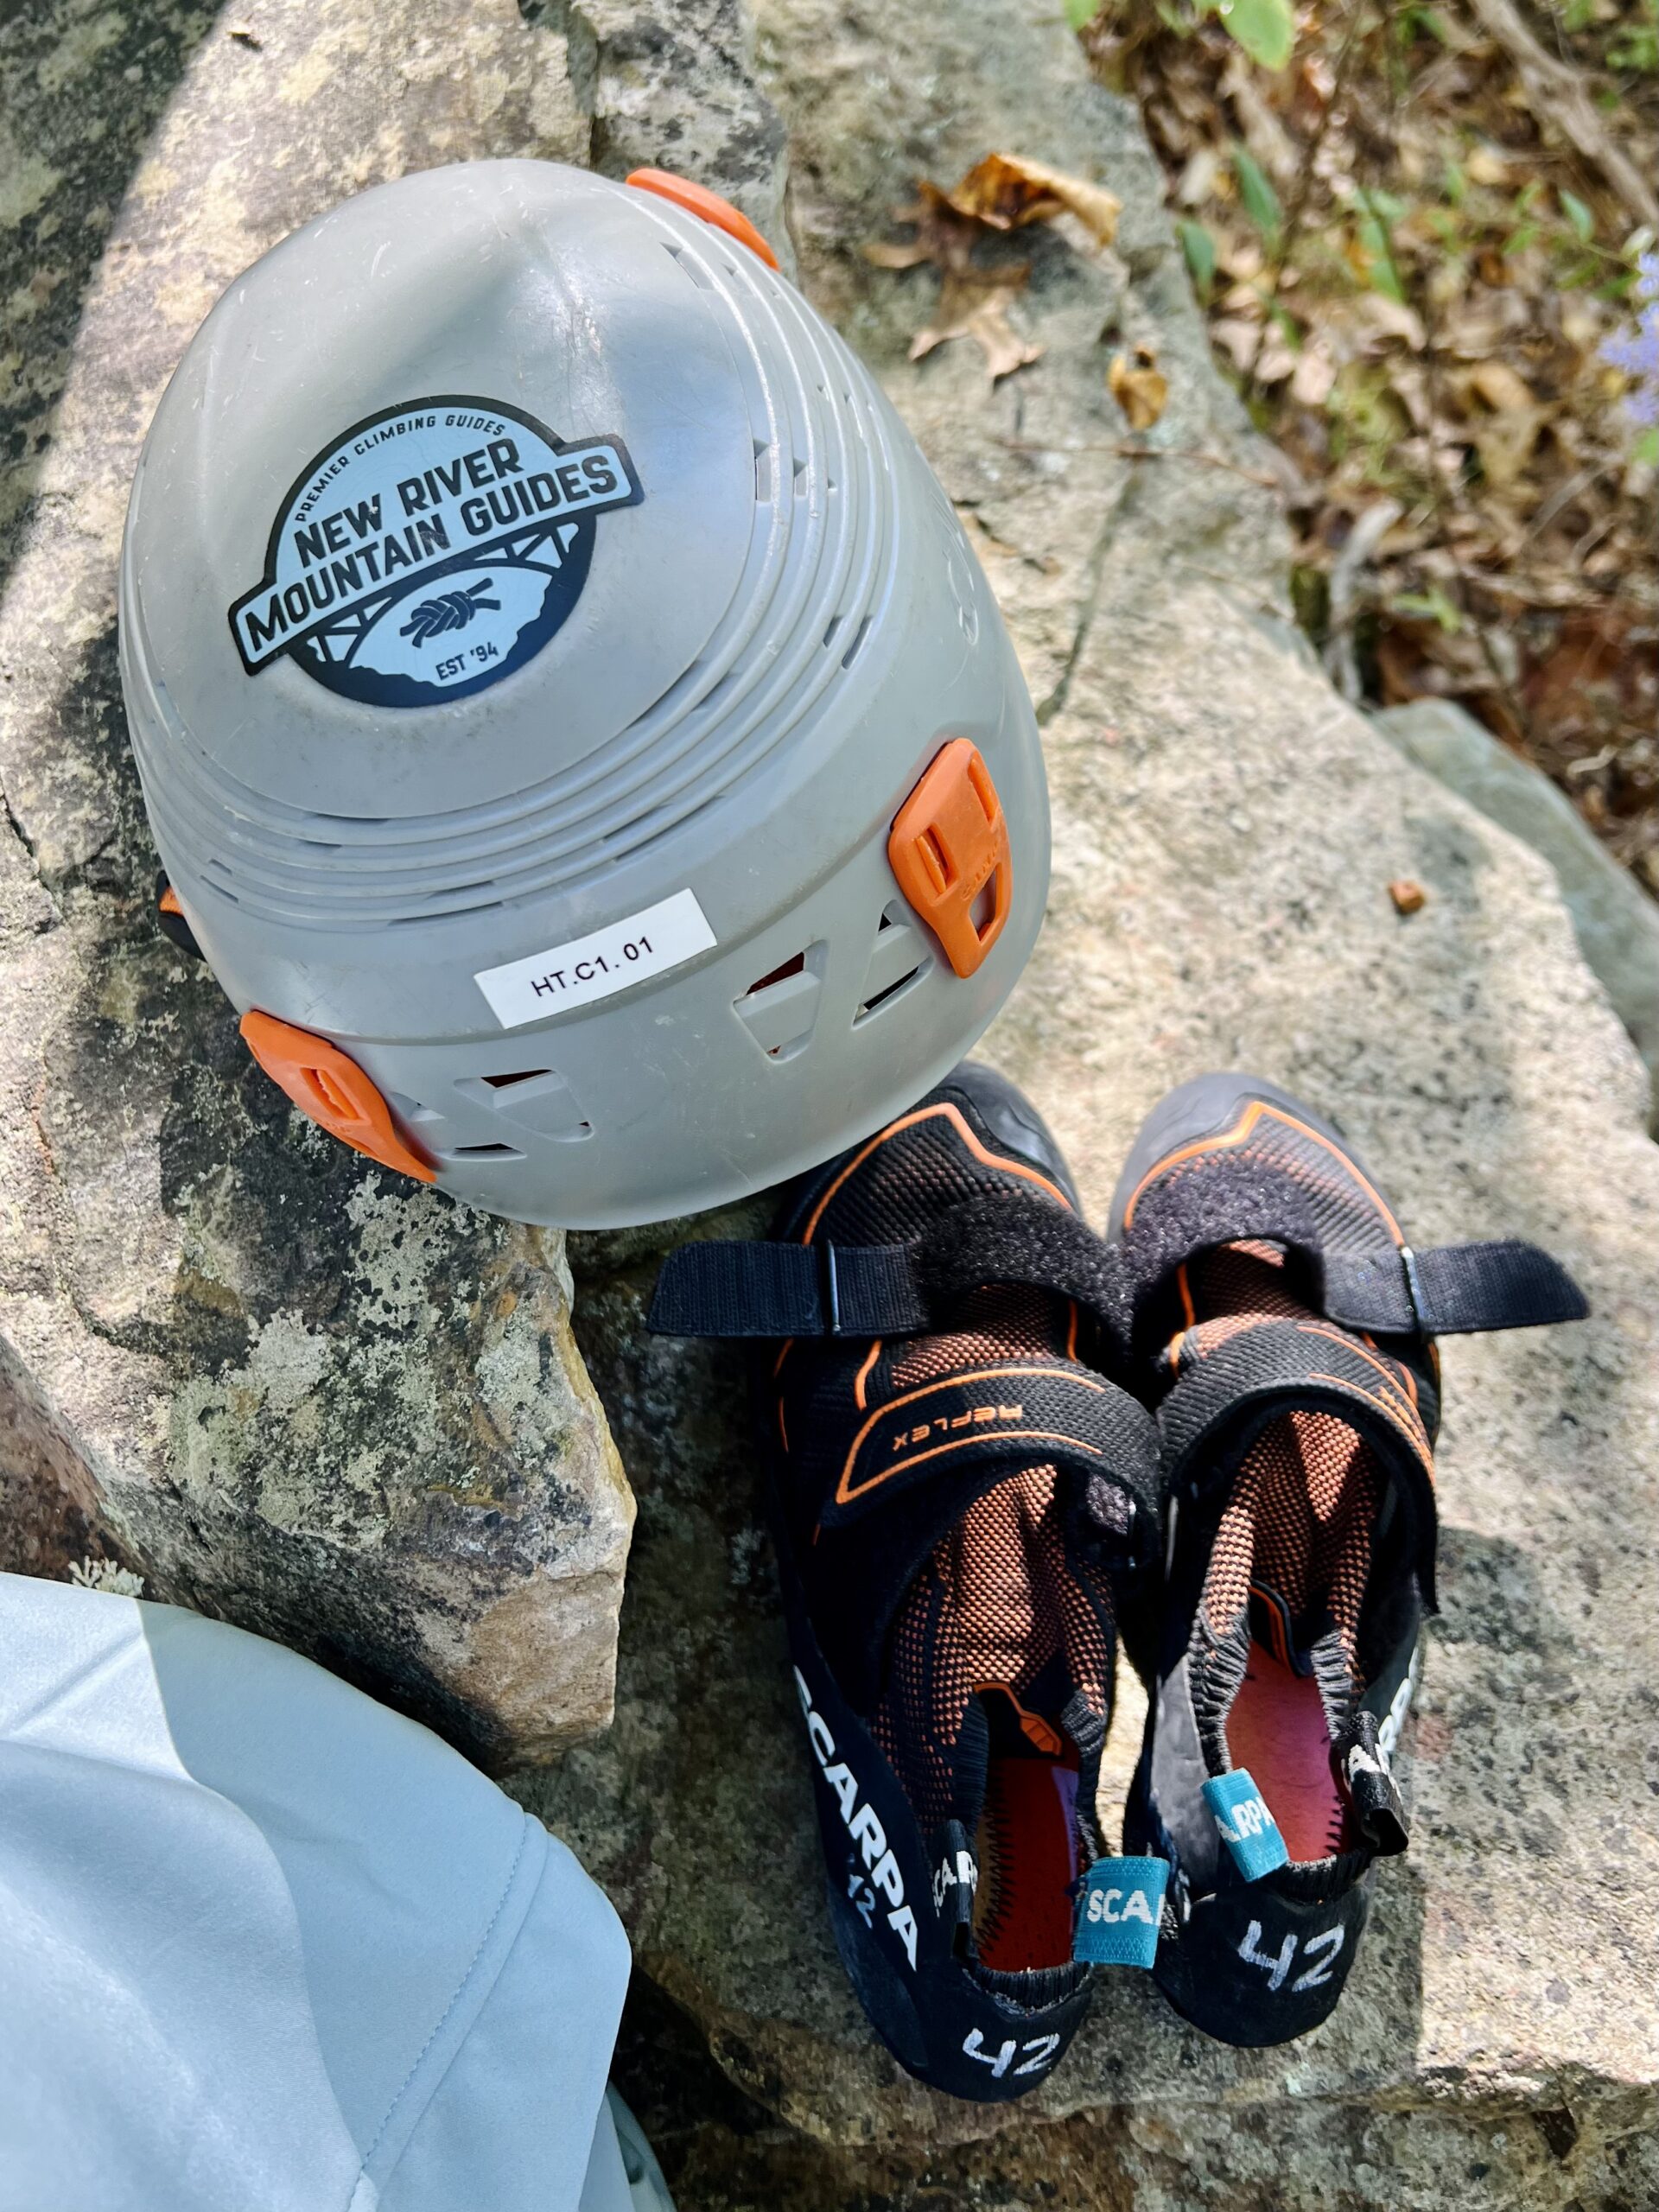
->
[1340, 24, 1539, 745]
[1465, 0, 1659, 230]
[1409, 229, 1535, 741]
[1515, 461, 1616, 552]
[1242, 3, 1368, 407]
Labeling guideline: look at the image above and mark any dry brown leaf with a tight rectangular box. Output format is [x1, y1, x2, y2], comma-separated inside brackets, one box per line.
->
[1217, 238, 1266, 283]
[1356, 293, 1426, 352]
[911, 267, 1043, 385]
[944, 153, 1122, 247]
[1440, 302, 1513, 359]
[963, 303, 1046, 384]
[1290, 341, 1338, 408]
[862, 239, 934, 270]
[1209, 317, 1258, 371]
[1468, 359, 1535, 413]
[1176, 146, 1223, 207]
[1221, 277, 1268, 316]
[880, 181, 985, 275]
[1209, 315, 1297, 385]
[1109, 346, 1169, 429]
[866, 150, 1119, 391]
[1465, 143, 1513, 187]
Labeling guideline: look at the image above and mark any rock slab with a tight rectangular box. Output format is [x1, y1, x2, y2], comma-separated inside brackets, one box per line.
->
[0, 0, 659, 1766]
[3, 0, 1658, 2201]
[522, 0, 1659, 2203]
[1376, 696, 1659, 1126]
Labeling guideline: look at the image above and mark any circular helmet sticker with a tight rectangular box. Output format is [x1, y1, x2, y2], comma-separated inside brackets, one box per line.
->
[227, 397, 643, 708]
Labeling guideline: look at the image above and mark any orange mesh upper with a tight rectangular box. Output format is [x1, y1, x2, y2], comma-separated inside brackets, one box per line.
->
[1185, 1246, 1382, 1682]
[873, 1464, 1113, 1830]
[889, 1287, 1058, 1388]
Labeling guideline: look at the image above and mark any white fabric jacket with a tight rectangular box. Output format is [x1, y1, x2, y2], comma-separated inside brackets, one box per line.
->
[0, 1572, 634, 2212]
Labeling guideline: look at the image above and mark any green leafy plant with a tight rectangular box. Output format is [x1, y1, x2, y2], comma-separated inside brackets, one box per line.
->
[1209, 0, 1295, 69]
[1232, 144, 1284, 247]
[1065, 0, 1295, 70]
[1353, 185, 1408, 301]
[1560, 188, 1596, 245]
[1608, 1, 1659, 75]
[1178, 216, 1218, 300]
[1389, 585, 1463, 632]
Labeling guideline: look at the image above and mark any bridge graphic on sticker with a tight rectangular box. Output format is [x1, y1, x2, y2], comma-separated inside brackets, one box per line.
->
[227, 396, 643, 709]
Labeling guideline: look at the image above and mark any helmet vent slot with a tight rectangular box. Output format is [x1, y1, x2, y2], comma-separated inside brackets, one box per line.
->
[455, 1069, 592, 1141]
[386, 1090, 447, 1128]
[664, 241, 715, 290]
[840, 614, 873, 669]
[734, 943, 824, 1061]
[745, 951, 805, 994]
[855, 905, 931, 1026]
[442, 1142, 524, 1160]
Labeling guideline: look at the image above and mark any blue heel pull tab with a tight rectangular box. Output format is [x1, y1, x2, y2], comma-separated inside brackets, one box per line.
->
[1202, 1768, 1288, 1881]
[1072, 1856, 1167, 1967]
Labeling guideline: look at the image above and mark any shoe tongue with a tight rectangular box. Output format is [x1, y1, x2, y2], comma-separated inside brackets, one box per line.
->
[949, 1683, 1078, 1827]
[809, 1451, 1099, 1716]
[1248, 1582, 1321, 1676]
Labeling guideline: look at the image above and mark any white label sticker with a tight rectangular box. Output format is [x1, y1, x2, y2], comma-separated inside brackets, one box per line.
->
[474, 888, 717, 1029]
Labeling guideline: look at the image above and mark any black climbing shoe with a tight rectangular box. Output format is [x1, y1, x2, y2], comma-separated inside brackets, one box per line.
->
[154, 872, 203, 960]
[649, 1064, 1161, 2101]
[1108, 1073, 1587, 2047]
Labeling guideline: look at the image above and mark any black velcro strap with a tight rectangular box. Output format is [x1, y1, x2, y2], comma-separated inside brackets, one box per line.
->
[1325, 1241, 1588, 1337]
[645, 1239, 927, 1338]
[648, 1194, 1131, 1347]
[1410, 1239, 1587, 1331]
[821, 1362, 1158, 1531]
[912, 1198, 1129, 1342]
[154, 872, 204, 962]
[649, 1240, 820, 1337]
[1120, 1157, 1327, 1311]
[1121, 1157, 1586, 1339]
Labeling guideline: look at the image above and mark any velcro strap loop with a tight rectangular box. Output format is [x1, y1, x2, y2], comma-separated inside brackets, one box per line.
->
[648, 1194, 1131, 1348]
[647, 1240, 827, 1338]
[1325, 1241, 1587, 1336]
[1122, 1158, 1586, 1338]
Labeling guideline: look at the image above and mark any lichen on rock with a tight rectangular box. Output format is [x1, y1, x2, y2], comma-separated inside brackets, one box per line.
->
[0, 0, 633, 1770]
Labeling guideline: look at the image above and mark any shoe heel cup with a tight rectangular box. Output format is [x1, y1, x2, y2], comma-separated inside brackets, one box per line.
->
[1153, 1876, 1372, 2050]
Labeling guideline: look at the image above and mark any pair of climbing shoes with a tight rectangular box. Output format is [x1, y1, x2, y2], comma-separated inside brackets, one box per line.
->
[649, 1063, 1586, 2099]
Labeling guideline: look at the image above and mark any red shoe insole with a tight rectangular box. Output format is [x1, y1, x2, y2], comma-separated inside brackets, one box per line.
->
[1224, 1642, 1354, 1862]
[974, 1757, 1078, 1972]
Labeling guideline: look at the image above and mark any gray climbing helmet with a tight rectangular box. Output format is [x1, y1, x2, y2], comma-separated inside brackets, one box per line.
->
[119, 160, 1049, 1229]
